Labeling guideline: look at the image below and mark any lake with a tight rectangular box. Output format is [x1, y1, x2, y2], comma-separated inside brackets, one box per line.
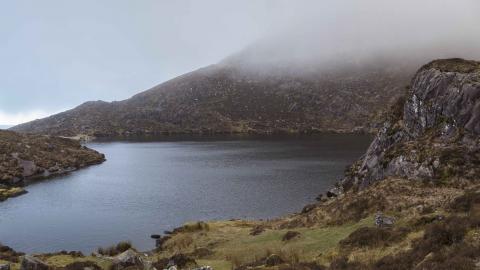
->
[0, 134, 371, 253]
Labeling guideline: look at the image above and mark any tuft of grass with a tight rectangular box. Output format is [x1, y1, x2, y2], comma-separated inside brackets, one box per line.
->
[339, 227, 410, 249]
[44, 255, 112, 270]
[449, 191, 480, 212]
[96, 241, 133, 256]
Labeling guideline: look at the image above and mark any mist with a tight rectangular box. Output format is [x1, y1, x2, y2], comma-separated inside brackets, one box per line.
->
[1, 0, 480, 124]
[224, 0, 480, 72]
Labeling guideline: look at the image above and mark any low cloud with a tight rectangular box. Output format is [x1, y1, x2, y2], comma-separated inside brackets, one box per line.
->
[0, 110, 60, 126]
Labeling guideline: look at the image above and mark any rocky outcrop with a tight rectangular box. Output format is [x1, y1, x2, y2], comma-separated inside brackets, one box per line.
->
[20, 256, 49, 270]
[0, 130, 105, 201]
[111, 250, 145, 270]
[340, 59, 480, 191]
[11, 57, 414, 137]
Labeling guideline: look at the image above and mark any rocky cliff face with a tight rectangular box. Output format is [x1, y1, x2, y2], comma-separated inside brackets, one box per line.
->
[340, 59, 480, 191]
[11, 59, 413, 137]
[0, 130, 105, 200]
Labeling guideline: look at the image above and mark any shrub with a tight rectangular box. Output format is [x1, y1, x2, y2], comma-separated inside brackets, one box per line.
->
[282, 231, 301, 241]
[0, 243, 25, 262]
[373, 215, 475, 270]
[174, 221, 210, 233]
[418, 244, 480, 270]
[329, 256, 367, 270]
[450, 191, 480, 212]
[421, 217, 467, 247]
[96, 241, 133, 256]
[249, 225, 265, 236]
[339, 227, 409, 248]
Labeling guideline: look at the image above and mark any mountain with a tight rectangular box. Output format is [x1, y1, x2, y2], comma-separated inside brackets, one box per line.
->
[11, 57, 416, 137]
[0, 130, 105, 201]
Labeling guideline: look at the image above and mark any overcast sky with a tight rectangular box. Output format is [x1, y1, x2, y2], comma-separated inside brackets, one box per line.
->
[1, 0, 479, 125]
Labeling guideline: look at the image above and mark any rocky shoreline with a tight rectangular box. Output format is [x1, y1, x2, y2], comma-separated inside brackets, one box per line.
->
[0, 130, 105, 202]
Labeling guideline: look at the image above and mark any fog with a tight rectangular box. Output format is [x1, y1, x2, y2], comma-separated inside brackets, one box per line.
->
[1, 0, 479, 124]
[224, 0, 480, 71]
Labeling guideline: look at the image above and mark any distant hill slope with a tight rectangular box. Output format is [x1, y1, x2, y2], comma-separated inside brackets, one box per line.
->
[11, 62, 414, 137]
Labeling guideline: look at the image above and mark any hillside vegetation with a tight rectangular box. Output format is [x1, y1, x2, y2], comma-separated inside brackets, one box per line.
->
[11, 60, 413, 137]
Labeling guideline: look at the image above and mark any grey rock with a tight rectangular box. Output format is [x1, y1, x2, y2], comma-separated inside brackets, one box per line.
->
[111, 249, 143, 270]
[20, 255, 49, 270]
[0, 264, 10, 270]
[192, 266, 212, 270]
[375, 212, 395, 227]
[340, 59, 480, 190]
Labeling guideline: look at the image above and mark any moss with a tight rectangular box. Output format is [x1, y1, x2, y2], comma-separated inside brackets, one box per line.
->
[0, 187, 27, 202]
[420, 58, 480, 74]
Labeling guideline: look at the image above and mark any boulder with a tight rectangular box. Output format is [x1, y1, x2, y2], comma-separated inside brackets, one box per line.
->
[20, 255, 49, 270]
[111, 249, 143, 270]
[375, 212, 395, 227]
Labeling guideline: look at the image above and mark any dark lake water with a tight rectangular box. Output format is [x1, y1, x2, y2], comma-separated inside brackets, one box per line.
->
[0, 134, 371, 253]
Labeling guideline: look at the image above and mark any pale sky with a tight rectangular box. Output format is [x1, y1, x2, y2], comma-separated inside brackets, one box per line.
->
[0, 0, 278, 125]
[1, 0, 479, 125]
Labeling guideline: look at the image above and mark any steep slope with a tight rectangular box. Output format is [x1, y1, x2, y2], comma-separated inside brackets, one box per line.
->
[339, 58, 480, 191]
[11, 59, 414, 137]
[0, 130, 105, 201]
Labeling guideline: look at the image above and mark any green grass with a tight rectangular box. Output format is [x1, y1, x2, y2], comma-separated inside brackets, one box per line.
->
[160, 215, 375, 266]
[44, 255, 112, 270]
[197, 259, 232, 270]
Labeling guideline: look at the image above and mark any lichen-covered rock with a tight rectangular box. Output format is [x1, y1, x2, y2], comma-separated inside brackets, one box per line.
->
[111, 249, 143, 270]
[20, 255, 49, 270]
[404, 58, 480, 136]
[374, 212, 395, 227]
[341, 59, 480, 190]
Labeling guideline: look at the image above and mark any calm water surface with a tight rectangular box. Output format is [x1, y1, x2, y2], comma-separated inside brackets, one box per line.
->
[0, 135, 371, 253]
